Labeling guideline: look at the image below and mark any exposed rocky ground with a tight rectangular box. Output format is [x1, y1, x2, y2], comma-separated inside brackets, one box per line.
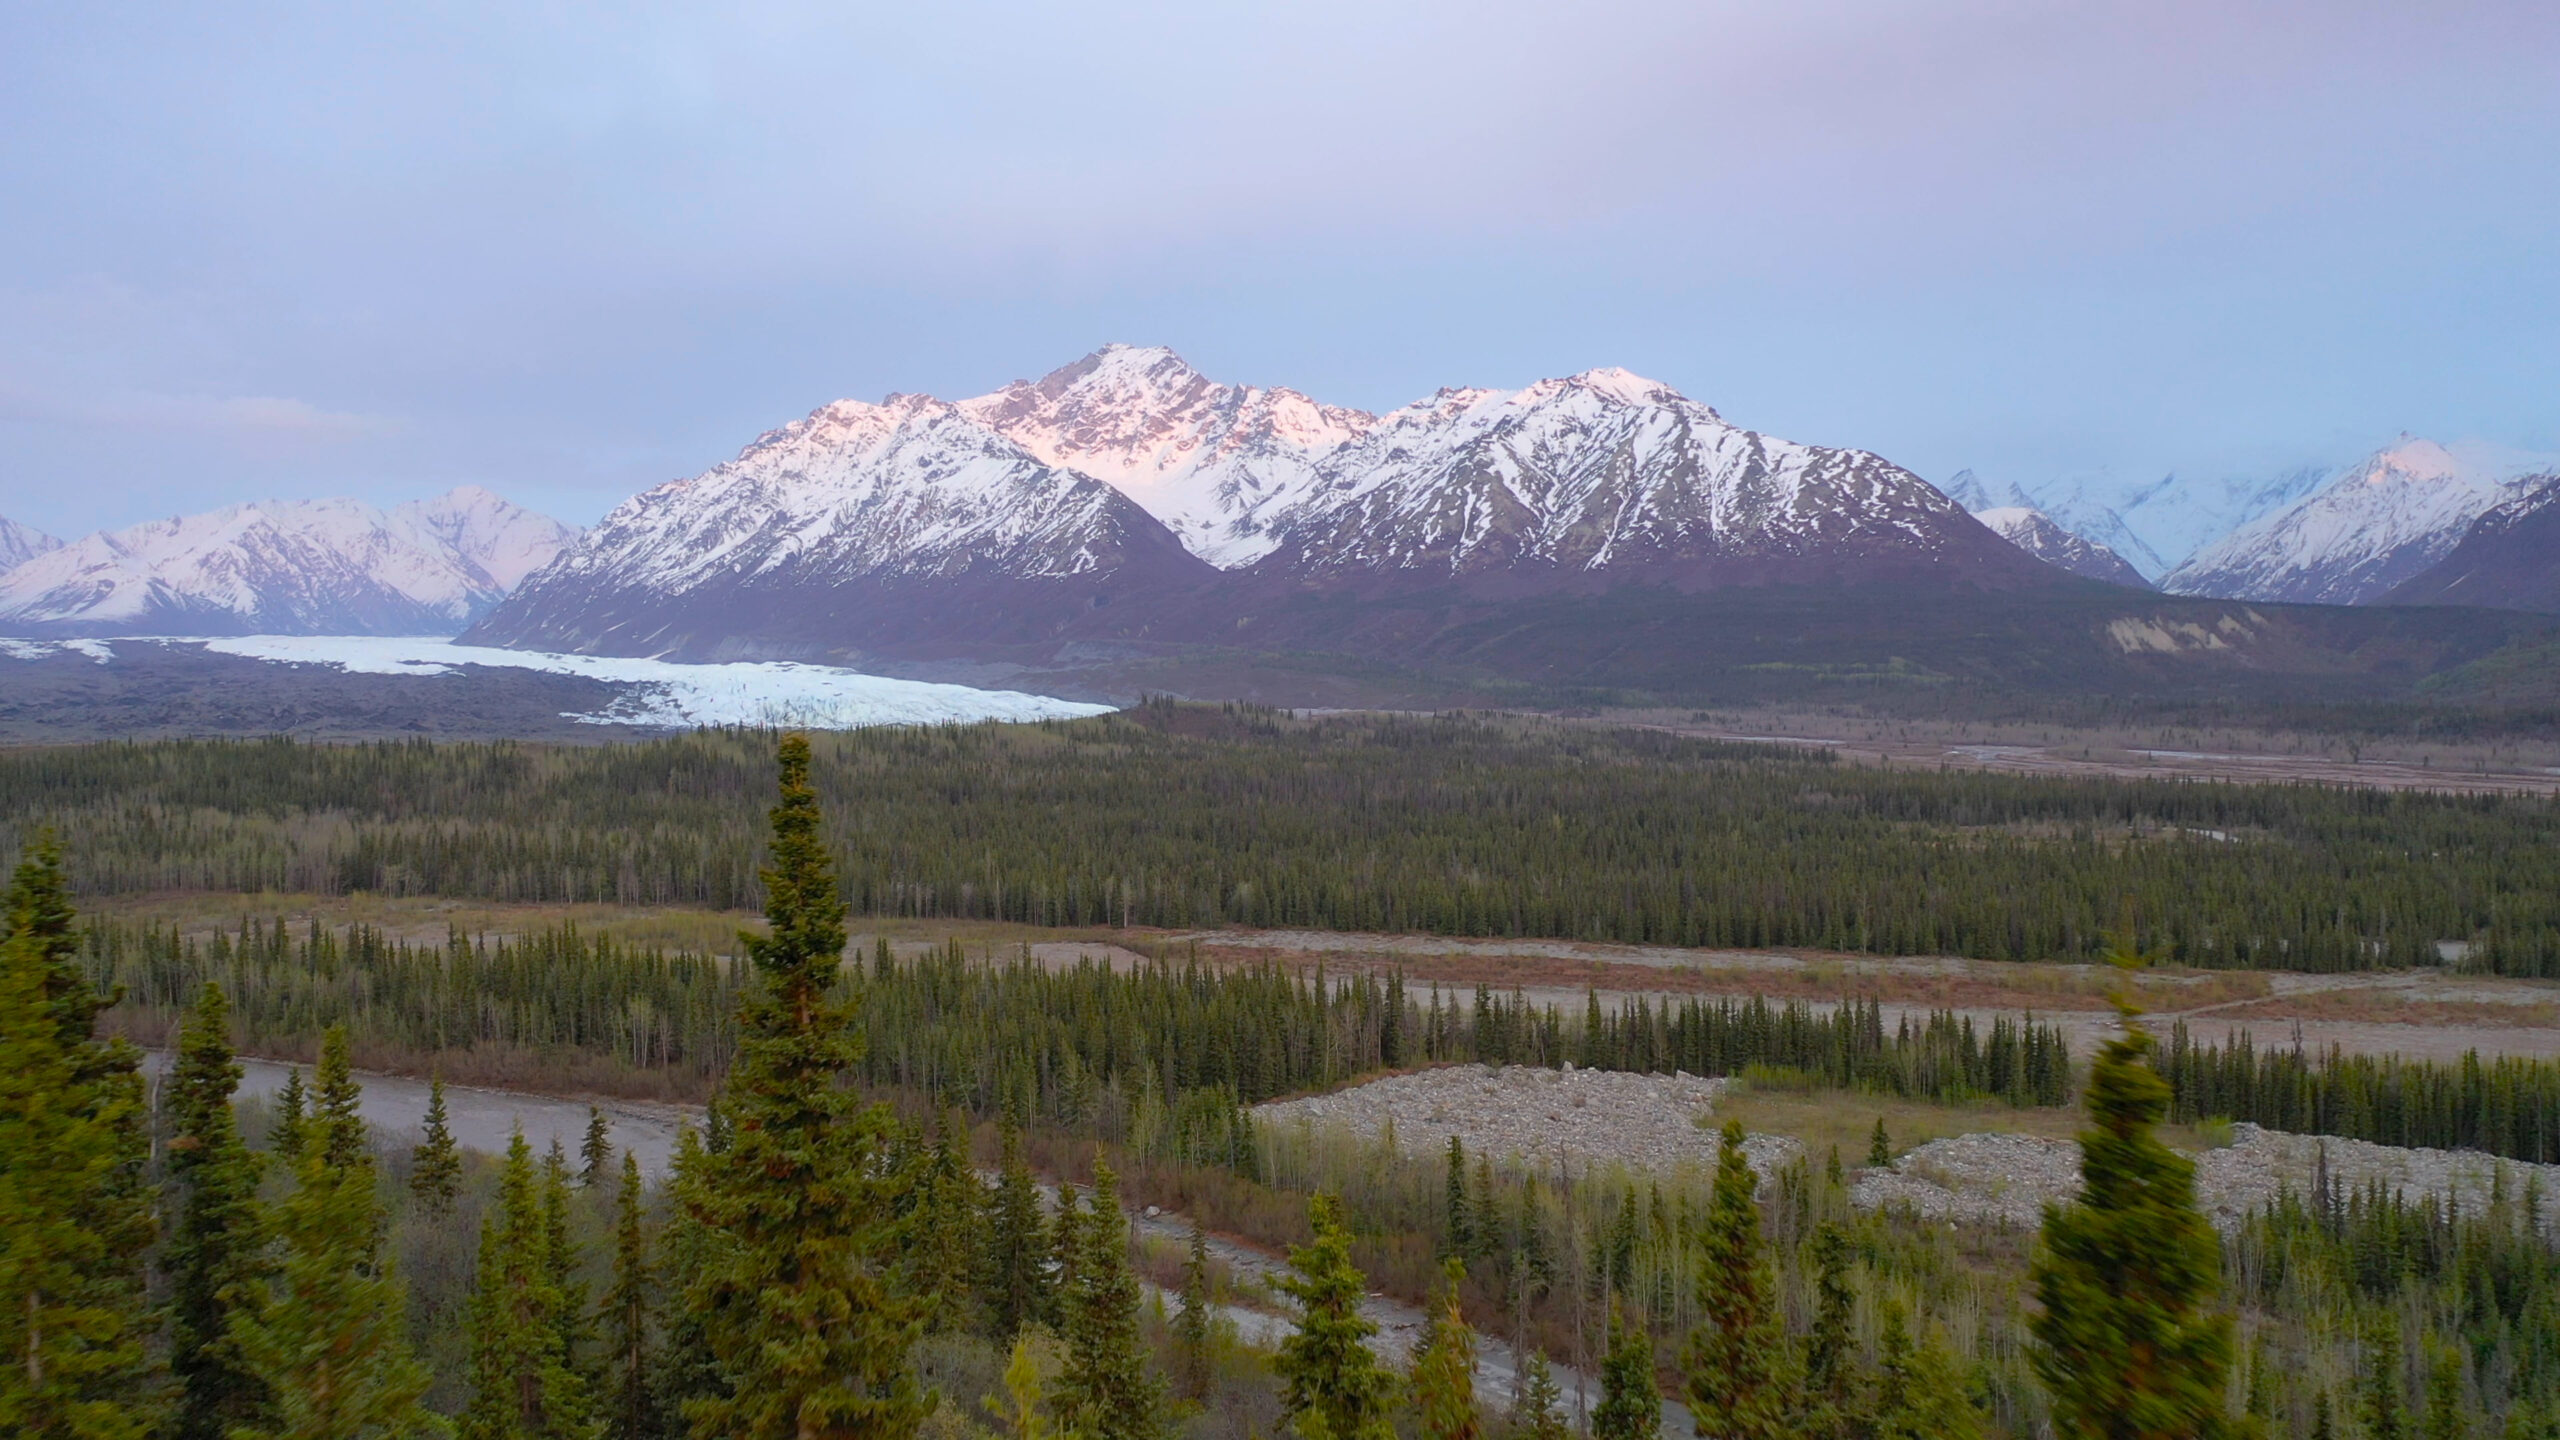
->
[1253, 1063, 1801, 1179]
[1264, 1065, 2560, 1239]
[1857, 1122, 2560, 1234]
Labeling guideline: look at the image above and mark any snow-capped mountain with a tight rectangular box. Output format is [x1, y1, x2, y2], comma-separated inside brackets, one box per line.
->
[1243, 368, 2045, 592]
[392, 485, 580, 591]
[0, 488, 576, 636]
[1938, 473, 2151, 586]
[1969, 507, 2153, 588]
[2019, 467, 2329, 580]
[2162, 438, 2547, 605]
[2384, 474, 2560, 614]
[0, 515, 60, 571]
[958, 345, 1373, 569]
[464, 392, 1212, 657]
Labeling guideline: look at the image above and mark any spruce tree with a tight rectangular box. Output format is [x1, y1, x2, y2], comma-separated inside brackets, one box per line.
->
[1174, 1225, 1212, 1403]
[0, 832, 158, 1440]
[1508, 1352, 1568, 1440]
[2364, 1322, 2405, 1440]
[905, 1111, 983, 1336]
[1056, 1161, 1162, 1440]
[2029, 934, 2234, 1440]
[269, 1068, 306, 1159]
[2422, 1342, 2464, 1440]
[167, 981, 273, 1440]
[1275, 1194, 1395, 1440]
[682, 733, 925, 1440]
[1867, 1118, 1891, 1168]
[1683, 1121, 1795, 1440]
[1444, 1136, 1473, 1259]
[1799, 1224, 1864, 1436]
[538, 1141, 591, 1383]
[229, 1026, 443, 1440]
[1409, 1260, 1480, 1440]
[1593, 1306, 1659, 1440]
[580, 1109, 613, 1190]
[984, 1121, 1050, 1339]
[650, 1127, 724, 1426]
[601, 1152, 665, 1440]
[411, 1077, 461, 1214]
[461, 1129, 592, 1440]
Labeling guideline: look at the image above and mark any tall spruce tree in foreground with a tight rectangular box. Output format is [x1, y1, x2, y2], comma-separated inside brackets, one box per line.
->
[601, 1152, 665, 1440]
[0, 832, 158, 1440]
[984, 1121, 1050, 1339]
[1683, 1121, 1795, 1440]
[1799, 1224, 1865, 1437]
[411, 1078, 461, 1214]
[2030, 932, 2233, 1440]
[1275, 1194, 1395, 1440]
[1055, 1161, 1162, 1440]
[650, 1127, 723, 1426]
[683, 733, 925, 1440]
[461, 1129, 592, 1440]
[1409, 1260, 1480, 1440]
[1592, 1306, 1659, 1440]
[167, 981, 273, 1440]
[1509, 1352, 1568, 1440]
[230, 1026, 443, 1440]
[1174, 1225, 1212, 1403]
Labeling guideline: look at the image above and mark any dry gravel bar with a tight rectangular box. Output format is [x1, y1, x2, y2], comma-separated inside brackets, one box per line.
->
[1854, 1122, 2560, 1233]
[1253, 1062, 1801, 1179]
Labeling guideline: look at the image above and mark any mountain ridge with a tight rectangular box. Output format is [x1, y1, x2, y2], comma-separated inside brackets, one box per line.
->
[0, 487, 577, 637]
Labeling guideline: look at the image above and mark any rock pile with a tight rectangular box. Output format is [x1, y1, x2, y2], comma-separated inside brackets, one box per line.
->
[1854, 1122, 2560, 1234]
[1254, 1063, 1800, 1180]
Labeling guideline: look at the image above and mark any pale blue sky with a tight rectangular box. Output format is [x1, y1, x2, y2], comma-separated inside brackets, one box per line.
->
[2, 0, 2555, 537]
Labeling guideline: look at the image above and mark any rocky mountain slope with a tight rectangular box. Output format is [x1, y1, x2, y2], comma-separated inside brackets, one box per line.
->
[0, 515, 60, 571]
[2163, 439, 2540, 604]
[0, 488, 577, 636]
[2383, 474, 2560, 614]
[957, 345, 1372, 568]
[463, 392, 1213, 658]
[1241, 368, 2046, 594]
[1969, 507, 2153, 588]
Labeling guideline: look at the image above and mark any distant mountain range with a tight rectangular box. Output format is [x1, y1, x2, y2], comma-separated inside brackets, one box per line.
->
[1940, 473, 2152, 588]
[467, 347, 2064, 661]
[2161, 438, 2548, 604]
[2385, 474, 2560, 613]
[9, 346, 2555, 712]
[0, 487, 578, 636]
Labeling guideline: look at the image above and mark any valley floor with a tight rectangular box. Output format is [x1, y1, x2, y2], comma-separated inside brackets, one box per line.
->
[96, 892, 2560, 1065]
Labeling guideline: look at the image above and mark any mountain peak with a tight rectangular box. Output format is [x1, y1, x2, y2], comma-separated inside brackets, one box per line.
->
[0, 489, 577, 636]
[0, 514, 61, 571]
[1555, 366, 1688, 409]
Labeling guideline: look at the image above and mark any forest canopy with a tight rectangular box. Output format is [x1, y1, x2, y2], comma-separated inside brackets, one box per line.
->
[4, 705, 2558, 973]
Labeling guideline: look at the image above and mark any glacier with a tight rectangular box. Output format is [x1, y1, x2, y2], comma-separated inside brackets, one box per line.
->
[0, 635, 1116, 729]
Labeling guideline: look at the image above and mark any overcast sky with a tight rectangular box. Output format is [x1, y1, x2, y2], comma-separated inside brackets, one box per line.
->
[2, 0, 2555, 537]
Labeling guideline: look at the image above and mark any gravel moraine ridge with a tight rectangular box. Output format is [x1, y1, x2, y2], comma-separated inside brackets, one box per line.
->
[1854, 1123, 2560, 1233]
[1253, 1063, 1802, 1180]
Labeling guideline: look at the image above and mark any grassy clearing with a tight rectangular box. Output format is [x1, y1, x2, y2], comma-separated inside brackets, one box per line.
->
[1707, 1079, 2215, 1164]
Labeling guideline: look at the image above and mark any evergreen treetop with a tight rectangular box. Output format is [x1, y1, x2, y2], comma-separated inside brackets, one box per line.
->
[1276, 1193, 1396, 1440]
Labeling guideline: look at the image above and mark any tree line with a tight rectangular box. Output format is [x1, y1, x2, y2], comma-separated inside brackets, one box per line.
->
[8, 708, 2560, 972]
[2164, 1023, 2560, 1165]
[9, 736, 2557, 1438]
